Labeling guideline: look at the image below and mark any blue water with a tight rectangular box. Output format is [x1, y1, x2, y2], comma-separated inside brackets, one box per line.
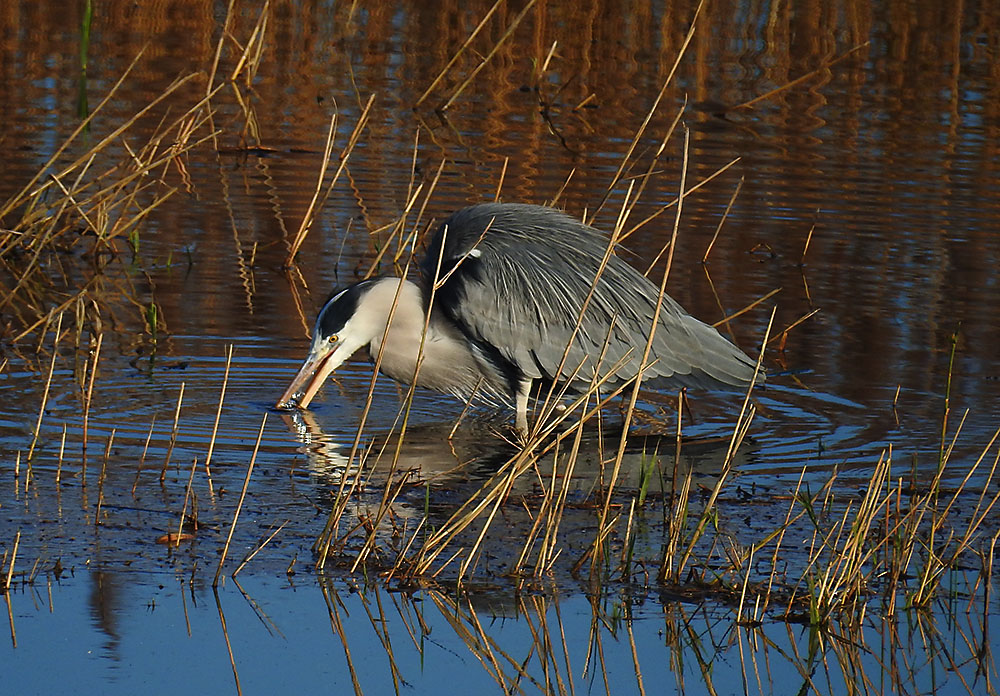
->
[5, 571, 996, 695]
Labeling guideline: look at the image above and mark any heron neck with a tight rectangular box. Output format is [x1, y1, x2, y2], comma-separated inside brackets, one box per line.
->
[363, 277, 488, 396]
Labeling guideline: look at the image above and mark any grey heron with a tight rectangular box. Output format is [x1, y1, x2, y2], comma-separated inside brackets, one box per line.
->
[277, 202, 762, 433]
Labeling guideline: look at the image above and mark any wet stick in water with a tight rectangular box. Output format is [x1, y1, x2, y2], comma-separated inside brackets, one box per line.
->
[3, 530, 19, 594]
[160, 383, 185, 484]
[173, 458, 199, 548]
[94, 430, 115, 525]
[3, 532, 17, 649]
[702, 177, 743, 263]
[712, 287, 781, 330]
[56, 424, 67, 486]
[131, 415, 156, 496]
[204, 345, 234, 498]
[213, 413, 266, 587]
[770, 307, 821, 354]
[27, 313, 63, 466]
[233, 521, 287, 578]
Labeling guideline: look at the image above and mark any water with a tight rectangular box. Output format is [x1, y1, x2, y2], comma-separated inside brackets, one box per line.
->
[2, 0, 999, 693]
[6, 572, 997, 694]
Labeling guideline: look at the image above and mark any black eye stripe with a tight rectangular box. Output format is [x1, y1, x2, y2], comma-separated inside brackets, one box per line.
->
[316, 280, 374, 338]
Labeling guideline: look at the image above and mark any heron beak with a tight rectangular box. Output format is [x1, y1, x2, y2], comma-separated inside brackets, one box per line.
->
[276, 342, 339, 410]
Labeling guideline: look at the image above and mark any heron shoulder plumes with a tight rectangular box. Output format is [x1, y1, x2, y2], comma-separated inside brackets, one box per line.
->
[278, 202, 762, 434]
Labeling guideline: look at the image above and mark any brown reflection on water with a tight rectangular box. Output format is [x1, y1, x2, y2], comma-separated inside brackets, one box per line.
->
[1, 0, 998, 475]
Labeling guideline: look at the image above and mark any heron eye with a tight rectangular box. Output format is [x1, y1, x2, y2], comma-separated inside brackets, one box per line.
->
[327, 334, 339, 344]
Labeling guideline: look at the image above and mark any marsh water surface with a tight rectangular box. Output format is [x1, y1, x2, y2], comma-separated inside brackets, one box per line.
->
[2, 1, 999, 693]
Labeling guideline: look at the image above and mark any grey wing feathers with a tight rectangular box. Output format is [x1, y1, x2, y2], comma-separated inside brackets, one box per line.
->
[423, 203, 760, 391]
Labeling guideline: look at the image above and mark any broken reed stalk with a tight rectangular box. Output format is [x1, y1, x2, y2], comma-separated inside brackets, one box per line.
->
[396, 154, 446, 264]
[3, 68, 207, 233]
[712, 287, 781, 329]
[703, 177, 743, 263]
[367, 165, 435, 272]
[213, 412, 267, 587]
[175, 457, 199, 548]
[233, 521, 287, 577]
[94, 429, 115, 525]
[800, 222, 816, 264]
[285, 109, 337, 262]
[81, 332, 103, 468]
[3, 531, 19, 593]
[610, 100, 688, 249]
[205, 344, 234, 488]
[56, 424, 67, 486]
[27, 313, 63, 465]
[0, 48, 149, 220]
[495, 157, 509, 202]
[131, 414, 157, 495]
[766, 308, 820, 346]
[228, 0, 270, 86]
[160, 383, 186, 483]
[939, 328, 959, 472]
[549, 168, 576, 207]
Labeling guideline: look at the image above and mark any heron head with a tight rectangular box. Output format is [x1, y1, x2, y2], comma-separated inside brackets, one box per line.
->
[276, 281, 377, 409]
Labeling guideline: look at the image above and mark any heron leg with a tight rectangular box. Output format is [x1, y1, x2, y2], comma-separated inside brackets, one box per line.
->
[514, 377, 532, 437]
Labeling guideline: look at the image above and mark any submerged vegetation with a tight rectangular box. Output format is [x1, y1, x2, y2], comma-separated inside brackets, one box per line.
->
[2, 0, 999, 694]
